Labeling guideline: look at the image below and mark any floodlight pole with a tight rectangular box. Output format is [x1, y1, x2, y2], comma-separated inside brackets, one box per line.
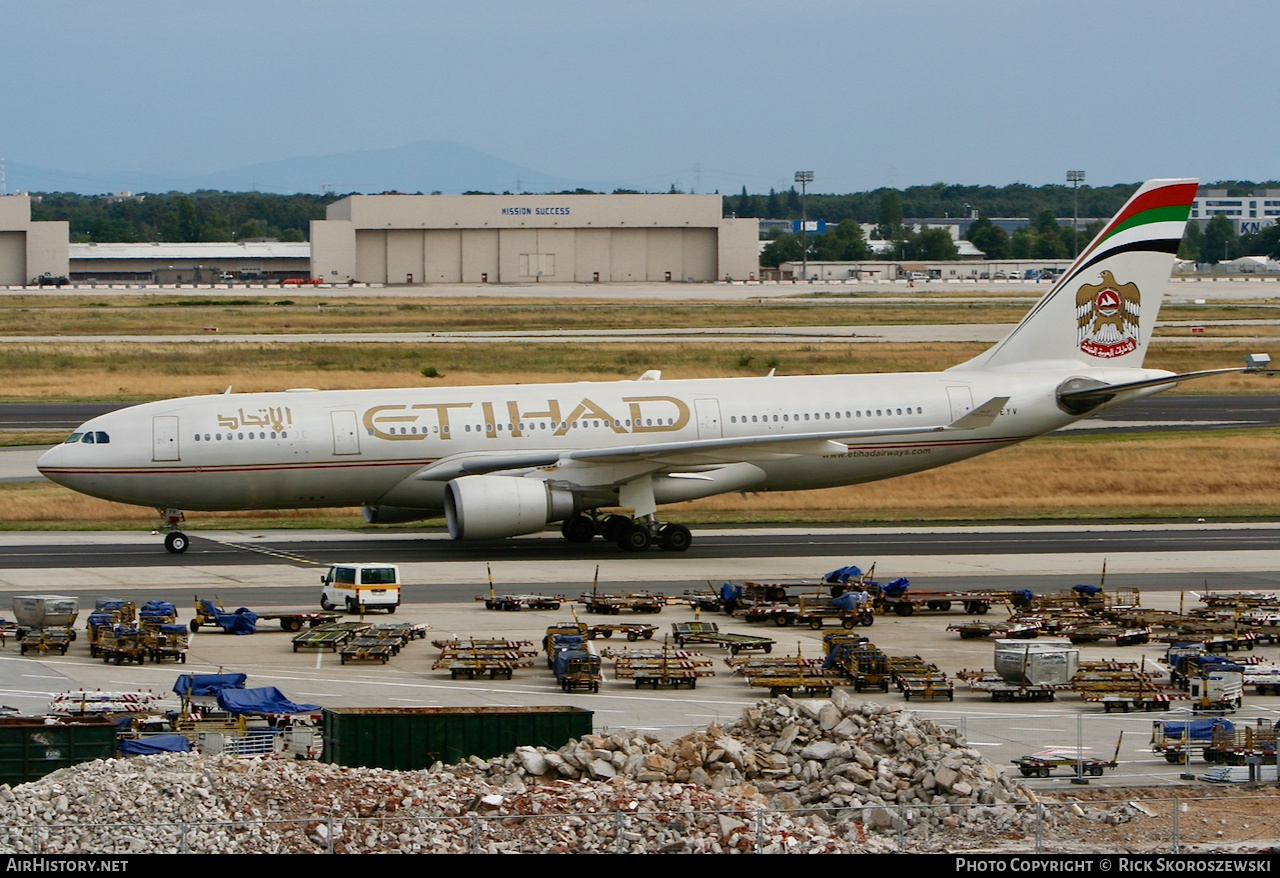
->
[1067, 170, 1085, 258]
[795, 171, 814, 280]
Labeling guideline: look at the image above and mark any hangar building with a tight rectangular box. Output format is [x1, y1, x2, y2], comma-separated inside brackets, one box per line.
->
[310, 193, 759, 285]
[0, 195, 69, 285]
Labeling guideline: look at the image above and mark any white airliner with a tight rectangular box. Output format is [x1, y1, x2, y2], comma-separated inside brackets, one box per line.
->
[37, 178, 1259, 553]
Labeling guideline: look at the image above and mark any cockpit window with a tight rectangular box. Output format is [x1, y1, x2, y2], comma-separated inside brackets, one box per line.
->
[62, 431, 108, 445]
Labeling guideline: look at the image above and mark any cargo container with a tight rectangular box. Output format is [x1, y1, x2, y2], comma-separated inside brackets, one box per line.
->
[994, 639, 1080, 686]
[0, 716, 118, 785]
[321, 705, 593, 770]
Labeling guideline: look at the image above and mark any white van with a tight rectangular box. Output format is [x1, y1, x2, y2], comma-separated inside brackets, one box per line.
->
[320, 563, 401, 614]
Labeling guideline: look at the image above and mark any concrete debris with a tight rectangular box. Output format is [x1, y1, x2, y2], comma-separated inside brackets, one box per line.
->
[0, 698, 1079, 853]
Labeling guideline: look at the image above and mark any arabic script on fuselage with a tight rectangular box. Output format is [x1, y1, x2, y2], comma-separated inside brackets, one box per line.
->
[216, 406, 294, 432]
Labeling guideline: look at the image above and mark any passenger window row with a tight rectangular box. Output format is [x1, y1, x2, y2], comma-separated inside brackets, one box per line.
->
[730, 406, 923, 424]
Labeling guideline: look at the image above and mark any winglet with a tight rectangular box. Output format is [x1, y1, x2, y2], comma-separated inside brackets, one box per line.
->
[947, 397, 1008, 430]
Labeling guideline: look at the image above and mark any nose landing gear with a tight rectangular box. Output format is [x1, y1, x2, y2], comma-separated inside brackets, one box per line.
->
[158, 508, 188, 553]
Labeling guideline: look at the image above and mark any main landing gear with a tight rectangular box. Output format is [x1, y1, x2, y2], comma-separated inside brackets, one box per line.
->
[560, 512, 693, 553]
[158, 508, 189, 553]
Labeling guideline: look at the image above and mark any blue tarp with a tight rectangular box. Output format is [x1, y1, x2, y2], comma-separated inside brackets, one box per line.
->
[832, 590, 869, 611]
[119, 735, 192, 755]
[197, 600, 258, 634]
[824, 565, 864, 583]
[1158, 718, 1233, 741]
[222, 608, 258, 635]
[139, 600, 176, 620]
[822, 635, 869, 669]
[1072, 585, 1103, 596]
[172, 673, 248, 698]
[216, 686, 320, 716]
[882, 577, 910, 598]
[718, 582, 743, 610]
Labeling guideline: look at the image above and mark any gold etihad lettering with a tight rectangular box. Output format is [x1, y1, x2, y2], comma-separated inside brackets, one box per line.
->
[359, 396, 690, 441]
[625, 396, 690, 432]
[553, 397, 627, 437]
[216, 406, 293, 432]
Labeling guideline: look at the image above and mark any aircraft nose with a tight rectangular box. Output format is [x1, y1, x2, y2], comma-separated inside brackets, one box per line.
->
[36, 443, 65, 480]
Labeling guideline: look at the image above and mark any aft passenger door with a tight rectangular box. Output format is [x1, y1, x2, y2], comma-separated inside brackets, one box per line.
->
[945, 386, 974, 422]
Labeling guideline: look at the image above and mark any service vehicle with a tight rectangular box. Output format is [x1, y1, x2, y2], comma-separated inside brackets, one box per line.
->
[320, 563, 401, 614]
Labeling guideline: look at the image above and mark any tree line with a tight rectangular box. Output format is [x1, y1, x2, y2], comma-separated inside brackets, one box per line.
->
[28, 183, 1280, 263]
[30, 191, 339, 244]
[743, 180, 1280, 266]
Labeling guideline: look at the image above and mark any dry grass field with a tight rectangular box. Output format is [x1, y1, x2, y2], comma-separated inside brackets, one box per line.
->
[1, 294, 1274, 339]
[0, 339, 1269, 400]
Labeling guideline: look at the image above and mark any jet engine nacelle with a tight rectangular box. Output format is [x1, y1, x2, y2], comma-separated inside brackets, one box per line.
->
[444, 475, 577, 541]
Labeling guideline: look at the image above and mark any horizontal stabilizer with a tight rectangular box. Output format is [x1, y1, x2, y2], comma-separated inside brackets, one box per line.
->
[947, 397, 1008, 430]
[1057, 368, 1243, 408]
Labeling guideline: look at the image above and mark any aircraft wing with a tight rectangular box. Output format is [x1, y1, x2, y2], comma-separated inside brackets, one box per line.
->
[414, 397, 1008, 482]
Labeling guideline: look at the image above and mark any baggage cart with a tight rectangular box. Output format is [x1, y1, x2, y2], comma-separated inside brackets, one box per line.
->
[479, 592, 564, 611]
[95, 627, 148, 664]
[670, 621, 774, 655]
[339, 635, 402, 664]
[146, 624, 190, 663]
[1012, 735, 1123, 778]
[19, 629, 72, 656]
[728, 653, 841, 698]
[612, 645, 714, 689]
[432, 638, 537, 680]
[956, 670, 1059, 702]
[192, 597, 337, 633]
[586, 622, 657, 641]
[578, 586, 665, 615]
[890, 656, 955, 701]
[291, 621, 371, 653]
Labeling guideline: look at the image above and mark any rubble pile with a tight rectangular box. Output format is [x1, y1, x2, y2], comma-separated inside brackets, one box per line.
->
[475, 690, 1047, 849]
[0, 695, 1063, 854]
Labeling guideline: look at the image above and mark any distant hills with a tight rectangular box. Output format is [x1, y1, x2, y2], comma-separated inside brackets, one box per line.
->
[7, 140, 624, 196]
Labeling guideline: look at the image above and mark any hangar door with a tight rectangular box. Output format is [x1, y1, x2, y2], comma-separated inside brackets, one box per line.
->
[0, 233, 24, 286]
[355, 230, 388, 283]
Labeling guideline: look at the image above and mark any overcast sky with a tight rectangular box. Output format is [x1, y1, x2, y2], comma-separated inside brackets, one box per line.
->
[3, 0, 1276, 195]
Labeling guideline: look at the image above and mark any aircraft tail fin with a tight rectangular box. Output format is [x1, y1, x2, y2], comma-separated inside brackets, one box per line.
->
[952, 178, 1198, 372]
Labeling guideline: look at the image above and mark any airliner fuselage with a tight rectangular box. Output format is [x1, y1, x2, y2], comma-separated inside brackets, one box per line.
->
[38, 365, 1164, 513]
